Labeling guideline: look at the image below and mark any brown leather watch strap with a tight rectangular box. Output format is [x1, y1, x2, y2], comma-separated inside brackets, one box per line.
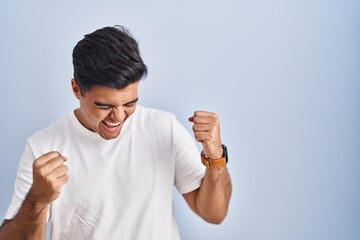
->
[201, 152, 227, 168]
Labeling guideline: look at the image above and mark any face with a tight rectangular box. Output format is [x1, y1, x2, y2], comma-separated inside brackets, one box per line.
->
[71, 80, 139, 140]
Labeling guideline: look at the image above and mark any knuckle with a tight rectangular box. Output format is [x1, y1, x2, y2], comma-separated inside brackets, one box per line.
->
[49, 151, 61, 157]
[44, 151, 60, 162]
[37, 167, 47, 176]
[64, 174, 70, 183]
[211, 115, 218, 122]
[55, 158, 65, 168]
[51, 184, 61, 194]
[45, 176, 54, 185]
[33, 160, 41, 169]
[52, 187, 61, 195]
[60, 166, 68, 175]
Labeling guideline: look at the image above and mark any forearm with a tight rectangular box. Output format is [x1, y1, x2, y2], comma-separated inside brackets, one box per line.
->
[196, 166, 232, 224]
[0, 192, 48, 240]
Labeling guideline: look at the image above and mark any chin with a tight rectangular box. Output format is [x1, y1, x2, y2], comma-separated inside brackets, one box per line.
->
[100, 132, 121, 140]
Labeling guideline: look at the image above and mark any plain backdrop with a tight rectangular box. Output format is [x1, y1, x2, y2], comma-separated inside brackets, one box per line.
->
[1, 1, 359, 239]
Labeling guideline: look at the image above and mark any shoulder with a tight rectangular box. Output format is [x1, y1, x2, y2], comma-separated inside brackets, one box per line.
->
[134, 105, 176, 125]
[130, 105, 183, 141]
[27, 113, 72, 144]
[132, 105, 192, 141]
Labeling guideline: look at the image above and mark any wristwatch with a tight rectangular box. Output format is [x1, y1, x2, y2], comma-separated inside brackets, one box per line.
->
[201, 144, 228, 168]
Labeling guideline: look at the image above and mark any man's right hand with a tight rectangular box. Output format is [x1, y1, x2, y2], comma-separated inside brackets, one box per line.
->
[28, 151, 69, 206]
[0, 152, 68, 239]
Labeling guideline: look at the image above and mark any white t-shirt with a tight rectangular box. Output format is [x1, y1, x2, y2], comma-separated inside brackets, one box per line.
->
[5, 105, 205, 240]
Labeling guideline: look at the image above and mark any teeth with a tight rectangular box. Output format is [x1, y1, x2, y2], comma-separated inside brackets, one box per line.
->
[103, 121, 121, 127]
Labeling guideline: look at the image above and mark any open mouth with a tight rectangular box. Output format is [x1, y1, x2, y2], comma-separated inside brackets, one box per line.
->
[102, 120, 121, 132]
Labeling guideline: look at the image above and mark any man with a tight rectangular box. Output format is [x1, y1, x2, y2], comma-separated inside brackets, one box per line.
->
[0, 25, 231, 239]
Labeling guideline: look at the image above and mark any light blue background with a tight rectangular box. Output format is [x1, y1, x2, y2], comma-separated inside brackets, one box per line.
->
[1, 1, 359, 239]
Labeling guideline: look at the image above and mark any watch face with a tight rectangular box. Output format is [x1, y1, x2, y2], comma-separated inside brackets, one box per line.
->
[222, 144, 228, 163]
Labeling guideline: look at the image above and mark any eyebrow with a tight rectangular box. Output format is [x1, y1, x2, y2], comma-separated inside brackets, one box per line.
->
[94, 97, 139, 108]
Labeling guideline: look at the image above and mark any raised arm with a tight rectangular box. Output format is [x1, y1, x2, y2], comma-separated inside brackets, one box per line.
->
[184, 111, 232, 224]
[0, 151, 68, 239]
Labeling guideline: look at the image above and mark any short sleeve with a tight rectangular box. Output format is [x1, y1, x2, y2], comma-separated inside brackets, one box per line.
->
[4, 141, 35, 220]
[172, 115, 205, 194]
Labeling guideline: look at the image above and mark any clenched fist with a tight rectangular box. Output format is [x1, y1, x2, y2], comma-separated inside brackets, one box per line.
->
[188, 111, 223, 159]
[28, 151, 69, 206]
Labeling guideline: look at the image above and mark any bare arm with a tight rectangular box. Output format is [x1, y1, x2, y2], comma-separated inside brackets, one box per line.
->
[184, 111, 232, 224]
[184, 166, 231, 224]
[0, 194, 48, 239]
[0, 151, 68, 239]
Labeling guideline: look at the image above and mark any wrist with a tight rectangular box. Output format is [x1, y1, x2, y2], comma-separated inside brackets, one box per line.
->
[26, 189, 50, 212]
[201, 144, 228, 168]
[202, 144, 224, 159]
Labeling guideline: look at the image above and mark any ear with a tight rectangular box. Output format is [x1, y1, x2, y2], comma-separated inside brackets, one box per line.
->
[71, 79, 81, 99]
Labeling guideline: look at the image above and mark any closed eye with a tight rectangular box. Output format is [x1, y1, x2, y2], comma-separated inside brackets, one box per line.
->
[94, 102, 113, 110]
[93, 97, 138, 110]
[98, 106, 111, 110]
[124, 103, 136, 108]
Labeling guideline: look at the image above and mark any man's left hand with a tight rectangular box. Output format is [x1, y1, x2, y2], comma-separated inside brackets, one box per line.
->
[188, 111, 223, 159]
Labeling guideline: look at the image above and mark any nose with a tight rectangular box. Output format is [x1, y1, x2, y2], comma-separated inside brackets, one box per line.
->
[109, 107, 127, 122]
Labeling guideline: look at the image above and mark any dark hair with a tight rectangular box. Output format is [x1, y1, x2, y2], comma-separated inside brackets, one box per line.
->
[72, 25, 147, 95]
